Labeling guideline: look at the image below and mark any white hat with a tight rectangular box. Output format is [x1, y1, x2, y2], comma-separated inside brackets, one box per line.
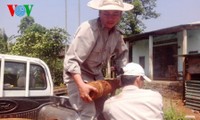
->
[122, 63, 152, 82]
[87, 0, 134, 11]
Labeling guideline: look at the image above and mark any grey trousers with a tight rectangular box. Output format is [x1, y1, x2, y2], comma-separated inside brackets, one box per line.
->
[67, 82, 107, 120]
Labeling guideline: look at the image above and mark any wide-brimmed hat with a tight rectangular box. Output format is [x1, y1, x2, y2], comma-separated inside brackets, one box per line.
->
[122, 62, 152, 82]
[87, 0, 134, 11]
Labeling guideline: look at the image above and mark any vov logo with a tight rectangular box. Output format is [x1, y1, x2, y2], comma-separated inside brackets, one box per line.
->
[7, 4, 34, 17]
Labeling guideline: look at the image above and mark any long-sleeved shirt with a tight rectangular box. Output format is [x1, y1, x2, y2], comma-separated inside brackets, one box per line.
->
[103, 85, 164, 120]
[64, 18, 128, 83]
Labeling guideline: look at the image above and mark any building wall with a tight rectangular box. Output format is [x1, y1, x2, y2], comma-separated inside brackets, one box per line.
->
[132, 34, 177, 77]
[187, 29, 200, 53]
[177, 32, 183, 72]
[132, 39, 149, 75]
[177, 28, 200, 72]
[130, 28, 200, 78]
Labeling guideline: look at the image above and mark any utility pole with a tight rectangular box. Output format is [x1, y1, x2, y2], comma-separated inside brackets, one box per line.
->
[78, 0, 80, 25]
[65, 0, 68, 32]
[64, 0, 68, 54]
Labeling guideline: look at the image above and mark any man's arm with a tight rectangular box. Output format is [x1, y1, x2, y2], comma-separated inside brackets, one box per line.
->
[64, 20, 98, 102]
[71, 73, 97, 102]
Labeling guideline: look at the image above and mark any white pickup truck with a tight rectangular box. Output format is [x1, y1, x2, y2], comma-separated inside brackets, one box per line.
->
[0, 54, 79, 120]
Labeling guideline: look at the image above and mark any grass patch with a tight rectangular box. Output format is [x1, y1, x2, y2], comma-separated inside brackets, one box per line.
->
[164, 100, 186, 120]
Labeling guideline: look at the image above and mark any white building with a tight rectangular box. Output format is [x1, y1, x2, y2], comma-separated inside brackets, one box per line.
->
[124, 22, 200, 81]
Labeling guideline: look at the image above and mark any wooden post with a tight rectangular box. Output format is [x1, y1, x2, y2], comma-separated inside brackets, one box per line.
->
[149, 35, 153, 80]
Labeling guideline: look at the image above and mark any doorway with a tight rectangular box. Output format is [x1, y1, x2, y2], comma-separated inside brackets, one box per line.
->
[153, 41, 178, 80]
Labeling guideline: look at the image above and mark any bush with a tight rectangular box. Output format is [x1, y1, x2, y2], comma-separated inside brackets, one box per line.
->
[164, 102, 186, 120]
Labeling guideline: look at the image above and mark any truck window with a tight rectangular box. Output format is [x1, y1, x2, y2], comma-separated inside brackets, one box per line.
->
[30, 64, 47, 89]
[3, 61, 26, 90]
[3, 61, 47, 90]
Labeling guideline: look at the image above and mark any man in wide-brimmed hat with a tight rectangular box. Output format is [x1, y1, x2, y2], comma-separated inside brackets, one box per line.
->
[64, 0, 133, 119]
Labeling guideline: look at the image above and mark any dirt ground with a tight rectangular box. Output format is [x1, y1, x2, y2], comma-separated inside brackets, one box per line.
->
[163, 97, 200, 120]
[0, 118, 31, 120]
[143, 80, 200, 120]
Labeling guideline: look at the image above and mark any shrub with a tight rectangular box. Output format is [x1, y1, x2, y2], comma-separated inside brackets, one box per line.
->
[164, 102, 186, 120]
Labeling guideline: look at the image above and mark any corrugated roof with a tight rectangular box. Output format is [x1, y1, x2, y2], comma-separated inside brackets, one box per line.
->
[174, 53, 200, 57]
[124, 22, 200, 42]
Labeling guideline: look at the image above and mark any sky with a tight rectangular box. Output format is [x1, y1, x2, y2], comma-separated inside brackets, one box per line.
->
[0, 0, 200, 40]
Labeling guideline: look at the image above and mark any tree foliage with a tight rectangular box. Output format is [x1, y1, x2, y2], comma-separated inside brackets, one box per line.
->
[18, 16, 35, 34]
[0, 29, 8, 54]
[11, 16, 69, 86]
[120, 0, 160, 36]
[11, 24, 46, 56]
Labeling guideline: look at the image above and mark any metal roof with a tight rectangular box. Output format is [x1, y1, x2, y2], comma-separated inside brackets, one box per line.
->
[124, 22, 200, 42]
[174, 53, 200, 57]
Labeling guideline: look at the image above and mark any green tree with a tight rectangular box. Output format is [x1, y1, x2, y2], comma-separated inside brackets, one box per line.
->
[11, 21, 68, 86]
[120, 0, 160, 36]
[0, 29, 8, 53]
[36, 27, 68, 85]
[18, 16, 35, 34]
[11, 24, 47, 56]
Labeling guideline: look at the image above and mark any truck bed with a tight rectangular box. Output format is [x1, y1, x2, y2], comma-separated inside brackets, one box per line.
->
[0, 96, 79, 120]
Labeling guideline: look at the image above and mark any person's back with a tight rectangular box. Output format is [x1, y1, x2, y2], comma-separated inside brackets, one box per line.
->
[103, 86, 163, 120]
[103, 63, 163, 120]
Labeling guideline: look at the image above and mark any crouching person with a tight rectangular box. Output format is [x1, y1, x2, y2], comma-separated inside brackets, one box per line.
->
[103, 62, 164, 120]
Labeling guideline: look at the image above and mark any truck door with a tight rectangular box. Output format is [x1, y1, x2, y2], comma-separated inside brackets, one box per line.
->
[0, 57, 53, 97]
